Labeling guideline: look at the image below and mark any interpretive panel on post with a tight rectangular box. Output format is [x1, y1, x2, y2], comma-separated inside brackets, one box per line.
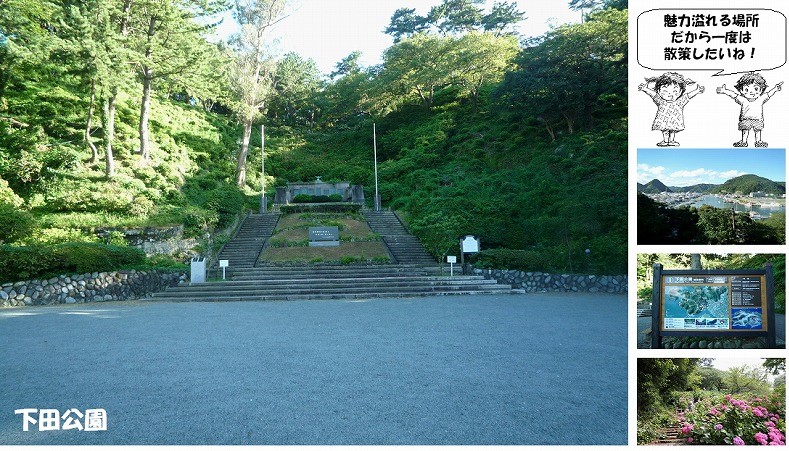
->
[660, 273, 768, 332]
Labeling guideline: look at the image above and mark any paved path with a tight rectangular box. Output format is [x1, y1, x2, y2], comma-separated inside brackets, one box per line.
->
[0, 293, 626, 445]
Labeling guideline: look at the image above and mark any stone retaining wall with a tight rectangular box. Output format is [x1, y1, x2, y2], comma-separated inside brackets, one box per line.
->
[1, 270, 187, 307]
[474, 268, 627, 293]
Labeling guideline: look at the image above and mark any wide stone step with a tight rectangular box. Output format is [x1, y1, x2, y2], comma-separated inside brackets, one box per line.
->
[229, 269, 439, 278]
[155, 285, 510, 299]
[160, 277, 500, 291]
[152, 288, 512, 303]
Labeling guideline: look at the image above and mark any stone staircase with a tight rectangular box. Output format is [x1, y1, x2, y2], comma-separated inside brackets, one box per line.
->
[650, 409, 686, 445]
[637, 304, 652, 317]
[152, 265, 514, 302]
[213, 213, 280, 269]
[363, 210, 436, 265]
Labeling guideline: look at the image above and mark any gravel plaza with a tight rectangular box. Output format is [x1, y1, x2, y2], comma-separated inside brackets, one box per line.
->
[0, 293, 626, 445]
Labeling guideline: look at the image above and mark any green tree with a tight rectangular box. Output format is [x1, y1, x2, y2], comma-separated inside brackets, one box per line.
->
[450, 31, 518, 110]
[384, 8, 429, 43]
[496, 9, 626, 136]
[723, 365, 770, 395]
[379, 33, 454, 110]
[481, 1, 525, 35]
[696, 366, 725, 391]
[131, 0, 229, 163]
[228, 0, 288, 188]
[270, 52, 322, 126]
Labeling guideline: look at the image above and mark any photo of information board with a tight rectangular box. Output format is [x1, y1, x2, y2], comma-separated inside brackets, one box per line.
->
[661, 275, 766, 332]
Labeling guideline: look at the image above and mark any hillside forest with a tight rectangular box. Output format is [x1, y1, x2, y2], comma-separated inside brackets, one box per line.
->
[0, 0, 627, 281]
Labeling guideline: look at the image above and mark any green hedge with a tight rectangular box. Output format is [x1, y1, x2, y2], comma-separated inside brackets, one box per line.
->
[472, 248, 565, 273]
[0, 243, 146, 283]
[280, 203, 361, 214]
[292, 194, 344, 203]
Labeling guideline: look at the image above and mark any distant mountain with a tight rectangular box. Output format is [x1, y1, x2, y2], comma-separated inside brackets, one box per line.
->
[713, 174, 786, 195]
[638, 179, 672, 194]
[669, 183, 717, 193]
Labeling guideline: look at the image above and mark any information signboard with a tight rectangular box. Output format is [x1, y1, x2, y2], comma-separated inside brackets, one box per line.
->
[651, 264, 776, 348]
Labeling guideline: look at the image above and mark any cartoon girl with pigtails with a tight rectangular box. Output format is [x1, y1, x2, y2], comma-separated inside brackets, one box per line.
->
[638, 72, 705, 147]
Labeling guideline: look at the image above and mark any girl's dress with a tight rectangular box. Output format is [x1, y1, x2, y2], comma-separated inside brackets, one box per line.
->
[651, 93, 689, 132]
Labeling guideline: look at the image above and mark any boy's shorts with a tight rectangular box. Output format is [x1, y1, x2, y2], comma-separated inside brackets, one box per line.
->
[738, 118, 764, 130]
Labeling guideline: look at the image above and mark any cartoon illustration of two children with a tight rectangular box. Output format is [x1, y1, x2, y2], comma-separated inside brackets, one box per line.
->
[639, 71, 782, 147]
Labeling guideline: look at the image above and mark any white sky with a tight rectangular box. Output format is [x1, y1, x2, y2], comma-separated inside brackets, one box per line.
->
[213, 0, 583, 75]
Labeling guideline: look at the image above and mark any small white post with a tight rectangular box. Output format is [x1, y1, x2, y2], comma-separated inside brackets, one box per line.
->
[447, 256, 457, 277]
[220, 260, 229, 280]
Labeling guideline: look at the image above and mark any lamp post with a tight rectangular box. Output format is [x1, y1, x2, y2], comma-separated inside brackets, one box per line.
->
[260, 124, 266, 213]
[373, 122, 380, 211]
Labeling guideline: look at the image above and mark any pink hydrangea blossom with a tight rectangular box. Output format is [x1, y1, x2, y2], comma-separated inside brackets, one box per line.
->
[733, 436, 745, 446]
[681, 423, 694, 435]
[756, 432, 769, 445]
[687, 437, 694, 444]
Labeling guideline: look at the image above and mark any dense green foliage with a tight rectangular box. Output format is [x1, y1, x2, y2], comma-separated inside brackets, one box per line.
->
[638, 194, 785, 245]
[637, 254, 785, 314]
[714, 174, 786, 196]
[0, 0, 628, 279]
[0, 242, 145, 281]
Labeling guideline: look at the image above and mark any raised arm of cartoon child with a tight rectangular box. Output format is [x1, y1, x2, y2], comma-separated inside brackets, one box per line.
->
[639, 72, 704, 147]
[717, 72, 783, 148]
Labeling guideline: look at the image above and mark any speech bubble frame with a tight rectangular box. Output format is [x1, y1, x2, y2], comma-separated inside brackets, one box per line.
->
[637, 8, 787, 76]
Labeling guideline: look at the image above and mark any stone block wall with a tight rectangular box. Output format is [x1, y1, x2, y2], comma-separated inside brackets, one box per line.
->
[474, 268, 627, 293]
[1, 270, 187, 307]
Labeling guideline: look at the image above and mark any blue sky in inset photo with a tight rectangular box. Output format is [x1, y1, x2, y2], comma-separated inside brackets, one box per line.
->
[637, 149, 786, 187]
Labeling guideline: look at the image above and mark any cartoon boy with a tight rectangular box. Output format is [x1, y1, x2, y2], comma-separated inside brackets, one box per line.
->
[639, 72, 704, 147]
[717, 72, 783, 147]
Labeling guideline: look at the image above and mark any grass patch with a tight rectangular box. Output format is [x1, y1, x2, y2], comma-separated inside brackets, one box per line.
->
[261, 212, 390, 264]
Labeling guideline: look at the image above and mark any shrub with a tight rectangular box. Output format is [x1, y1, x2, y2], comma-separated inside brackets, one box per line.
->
[679, 393, 786, 445]
[280, 204, 360, 214]
[0, 177, 23, 207]
[182, 207, 218, 238]
[206, 184, 245, 228]
[0, 243, 146, 282]
[0, 203, 36, 244]
[291, 193, 345, 203]
[473, 248, 565, 273]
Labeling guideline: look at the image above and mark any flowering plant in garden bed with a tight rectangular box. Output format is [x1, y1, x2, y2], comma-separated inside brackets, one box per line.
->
[678, 393, 785, 445]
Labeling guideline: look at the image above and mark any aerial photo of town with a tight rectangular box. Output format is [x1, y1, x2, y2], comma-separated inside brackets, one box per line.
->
[637, 149, 786, 245]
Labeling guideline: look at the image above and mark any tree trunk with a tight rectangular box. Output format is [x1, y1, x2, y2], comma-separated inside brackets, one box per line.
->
[562, 111, 575, 134]
[139, 65, 152, 162]
[103, 92, 117, 178]
[86, 79, 99, 164]
[138, 15, 156, 163]
[236, 120, 252, 187]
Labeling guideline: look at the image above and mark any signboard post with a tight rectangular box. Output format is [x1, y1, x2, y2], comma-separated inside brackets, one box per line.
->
[651, 263, 776, 349]
[447, 256, 457, 277]
[459, 235, 481, 275]
[219, 259, 229, 280]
